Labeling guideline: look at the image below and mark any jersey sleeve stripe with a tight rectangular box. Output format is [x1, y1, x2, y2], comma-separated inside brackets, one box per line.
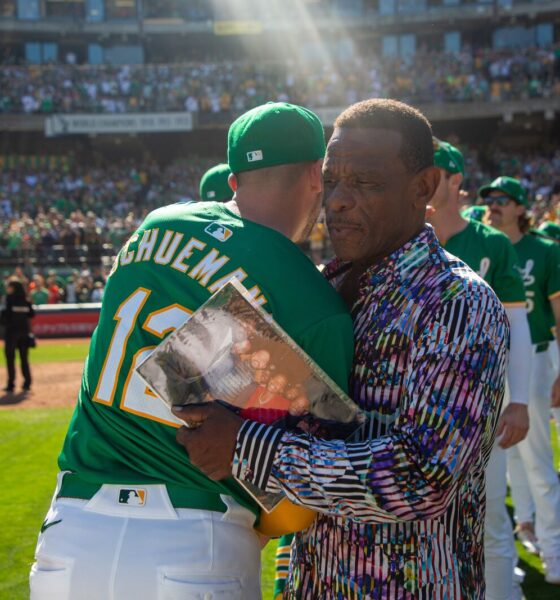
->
[502, 301, 527, 308]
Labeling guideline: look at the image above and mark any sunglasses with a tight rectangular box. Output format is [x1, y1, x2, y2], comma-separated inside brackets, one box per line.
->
[483, 195, 512, 207]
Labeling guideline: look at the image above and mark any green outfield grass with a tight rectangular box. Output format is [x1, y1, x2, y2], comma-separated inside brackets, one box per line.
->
[0, 408, 73, 599]
[0, 340, 90, 367]
[0, 341, 558, 599]
[0, 407, 278, 599]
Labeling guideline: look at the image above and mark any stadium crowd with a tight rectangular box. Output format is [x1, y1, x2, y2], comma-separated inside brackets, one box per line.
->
[0, 147, 558, 305]
[1, 45, 558, 115]
[0, 158, 213, 302]
[0, 265, 109, 305]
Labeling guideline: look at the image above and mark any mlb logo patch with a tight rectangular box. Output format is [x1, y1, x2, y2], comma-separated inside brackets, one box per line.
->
[119, 488, 146, 506]
[205, 222, 233, 242]
[246, 150, 263, 162]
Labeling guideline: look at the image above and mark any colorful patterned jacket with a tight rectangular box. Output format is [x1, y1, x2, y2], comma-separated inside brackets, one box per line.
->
[234, 226, 509, 599]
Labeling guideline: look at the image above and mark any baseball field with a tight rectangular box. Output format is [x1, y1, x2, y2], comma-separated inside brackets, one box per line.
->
[0, 339, 558, 599]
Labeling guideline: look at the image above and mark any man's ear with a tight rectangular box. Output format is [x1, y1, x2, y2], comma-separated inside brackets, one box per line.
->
[449, 172, 463, 192]
[228, 173, 238, 192]
[308, 159, 324, 194]
[414, 166, 441, 208]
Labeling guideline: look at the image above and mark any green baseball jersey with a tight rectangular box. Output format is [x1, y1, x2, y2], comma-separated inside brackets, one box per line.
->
[31, 288, 49, 305]
[444, 220, 526, 306]
[59, 201, 354, 517]
[460, 205, 486, 223]
[513, 233, 560, 344]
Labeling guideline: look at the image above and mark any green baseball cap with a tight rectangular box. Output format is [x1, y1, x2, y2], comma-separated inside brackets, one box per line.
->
[461, 205, 487, 222]
[199, 163, 233, 202]
[478, 176, 530, 207]
[433, 138, 464, 175]
[537, 221, 560, 242]
[227, 102, 326, 174]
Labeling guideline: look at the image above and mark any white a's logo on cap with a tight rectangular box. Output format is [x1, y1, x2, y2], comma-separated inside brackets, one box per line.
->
[247, 150, 263, 162]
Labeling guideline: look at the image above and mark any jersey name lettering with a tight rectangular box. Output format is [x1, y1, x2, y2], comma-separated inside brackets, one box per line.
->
[114, 228, 267, 307]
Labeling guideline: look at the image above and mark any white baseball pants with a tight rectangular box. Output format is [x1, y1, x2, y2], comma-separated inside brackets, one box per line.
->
[484, 441, 517, 600]
[30, 473, 262, 600]
[550, 343, 560, 450]
[507, 345, 560, 559]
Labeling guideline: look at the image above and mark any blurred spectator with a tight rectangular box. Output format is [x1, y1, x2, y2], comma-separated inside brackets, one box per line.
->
[46, 274, 62, 304]
[91, 281, 105, 302]
[30, 275, 48, 305]
[65, 272, 78, 303]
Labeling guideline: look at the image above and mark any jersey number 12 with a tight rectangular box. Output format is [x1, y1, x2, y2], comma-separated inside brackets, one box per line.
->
[93, 287, 192, 427]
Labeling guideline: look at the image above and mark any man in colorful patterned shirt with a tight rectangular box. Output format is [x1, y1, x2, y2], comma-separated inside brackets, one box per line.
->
[483, 176, 560, 585]
[175, 99, 509, 599]
[428, 140, 531, 599]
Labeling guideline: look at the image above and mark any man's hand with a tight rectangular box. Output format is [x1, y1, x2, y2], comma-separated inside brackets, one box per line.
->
[551, 374, 560, 409]
[495, 403, 529, 449]
[172, 403, 244, 480]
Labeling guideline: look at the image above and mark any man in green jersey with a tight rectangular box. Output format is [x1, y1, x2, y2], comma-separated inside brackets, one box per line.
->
[483, 175, 560, 585]
[538, 220, 560, 243]
[428, 141, 532, 599]
[537, 221, 560, 457]
[461, 204, 487, 222]
[30, 103, 354, 599]
[199, 163, 233, 202]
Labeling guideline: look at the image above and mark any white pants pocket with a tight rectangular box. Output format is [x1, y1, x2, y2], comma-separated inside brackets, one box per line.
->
[29, 562, 71, 600]
[159, 574, 243, 600]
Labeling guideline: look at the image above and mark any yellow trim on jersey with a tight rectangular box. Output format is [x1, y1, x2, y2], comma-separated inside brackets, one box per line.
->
[120, 346, 182, 428]
[548, 290, 560, 301]
[93, 287, 151, 406]
[502, 301, 527, 308]
[142, 303, 192, 339]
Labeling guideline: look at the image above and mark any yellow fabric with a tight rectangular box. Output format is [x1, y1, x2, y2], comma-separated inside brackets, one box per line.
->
[255, 498, 315, 537]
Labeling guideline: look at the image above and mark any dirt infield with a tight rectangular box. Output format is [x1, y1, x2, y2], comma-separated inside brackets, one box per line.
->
[34, 337, 90, 346]
[0, 360, 83, 409]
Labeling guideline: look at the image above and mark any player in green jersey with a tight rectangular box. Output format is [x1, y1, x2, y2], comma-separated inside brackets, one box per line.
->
[537, 221, 560, 462]
[199, 163, 233, 202]
[30, 103, 354, 599]
[483, 175, 560, 585]
[428, 140, 532, 599]
[461, 204, 487, 222]
[538, 220, 560, 243]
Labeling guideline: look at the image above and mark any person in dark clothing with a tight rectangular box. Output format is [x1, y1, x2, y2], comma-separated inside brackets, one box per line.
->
[1, 279, 34, 392]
